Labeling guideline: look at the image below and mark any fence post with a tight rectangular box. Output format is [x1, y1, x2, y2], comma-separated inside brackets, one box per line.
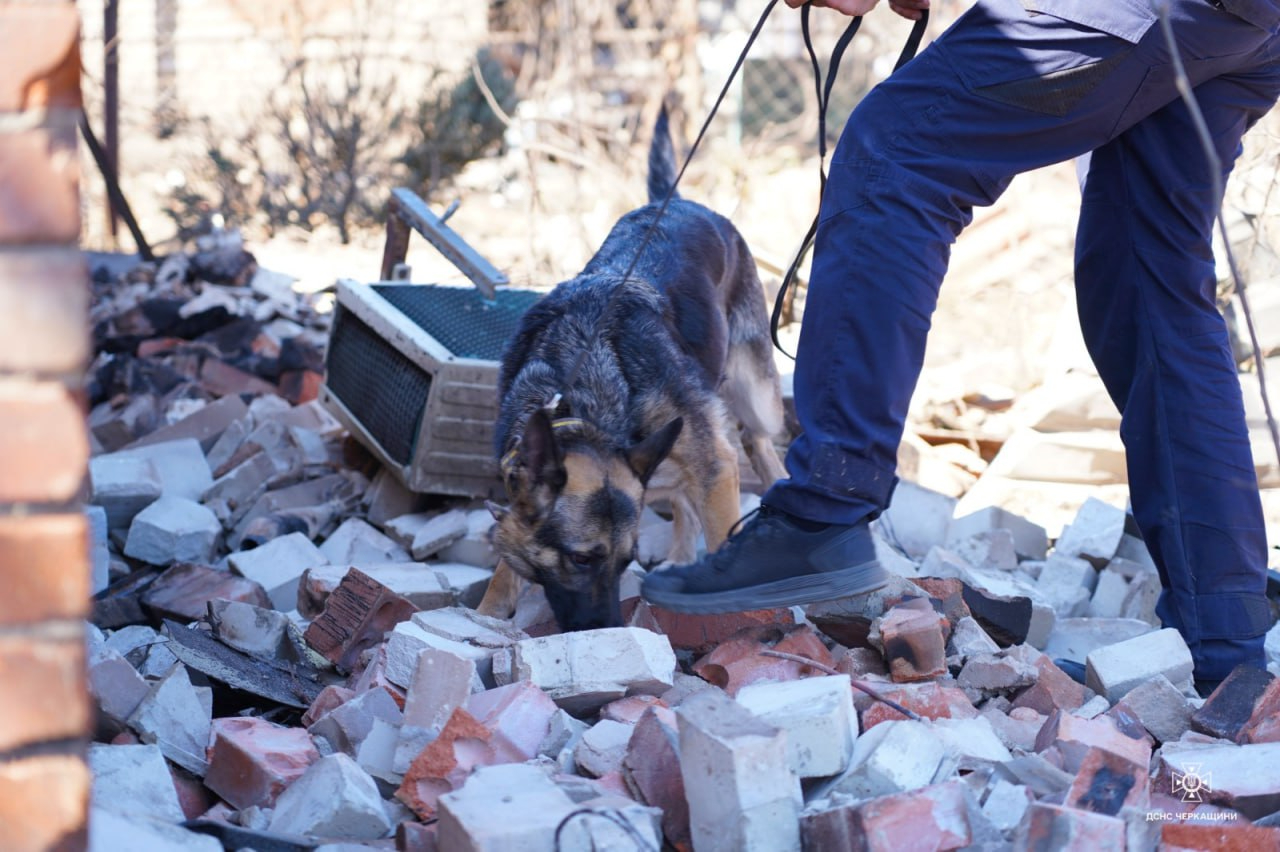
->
[0, 2, 93, 850]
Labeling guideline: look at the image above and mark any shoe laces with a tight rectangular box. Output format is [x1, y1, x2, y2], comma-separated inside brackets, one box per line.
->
[711, 505, 785, 571]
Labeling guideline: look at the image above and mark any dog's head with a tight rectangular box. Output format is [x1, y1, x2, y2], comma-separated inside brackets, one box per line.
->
[490, 409, 682, 631]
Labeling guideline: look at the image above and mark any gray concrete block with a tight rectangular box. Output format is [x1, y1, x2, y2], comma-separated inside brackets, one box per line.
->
[97, 438, 214, 502]
[123, 496, 220, 565]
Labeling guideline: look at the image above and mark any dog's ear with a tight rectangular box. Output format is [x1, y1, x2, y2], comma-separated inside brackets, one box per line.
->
[626, 417, 683, 485]
[514, 408, 567, 495]
[485, 500, 509, 521]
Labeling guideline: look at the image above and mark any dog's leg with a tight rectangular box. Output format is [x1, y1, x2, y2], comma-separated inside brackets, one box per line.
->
[721, 342, 789, 488]
[476, 559, 525, 619]
[697, 432, 743, 552]
[667, 490, 700, 564]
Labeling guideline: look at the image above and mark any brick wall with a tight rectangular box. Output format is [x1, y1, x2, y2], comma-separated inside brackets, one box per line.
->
[0, 2, 92, 850]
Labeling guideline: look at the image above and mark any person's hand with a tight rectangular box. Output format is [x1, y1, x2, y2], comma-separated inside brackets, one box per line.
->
[784, 0, 929, 21]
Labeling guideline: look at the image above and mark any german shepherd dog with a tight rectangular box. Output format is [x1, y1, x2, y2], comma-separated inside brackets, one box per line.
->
[478, 107, 788, 631]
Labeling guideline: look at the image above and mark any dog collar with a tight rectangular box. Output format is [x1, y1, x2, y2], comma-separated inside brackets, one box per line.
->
[500, 417, 588, 476]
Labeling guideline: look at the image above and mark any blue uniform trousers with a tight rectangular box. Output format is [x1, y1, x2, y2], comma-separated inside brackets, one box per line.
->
[763, 0, 1280, 679]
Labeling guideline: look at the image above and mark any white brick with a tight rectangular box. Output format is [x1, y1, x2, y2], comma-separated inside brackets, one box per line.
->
[735, 675, 857, 779]
[437, 509, 498, 567]
[981, 779, 1032, 833]
[123, 496, 221, 565]
[948, 506, 1048, 561]
[403, 647, 480, 733]
[319, 517, 410, 564]
[208, 599, 288, 658]
[1054, 497, 1126, 566]
[86, 505, 110, 594]
[96, 438, 213, 502]
[1034, 554, 1097, 617]
[89, 453, 163, 530]
[1086, 569, 1129, 619]
[574, 719, 634, 778]
[307, 562, 453, 611]
[229, 532, 328, 611]
[268, 753, 392, 840]
[386, 509, 467, 559]
[676, 689, 801, 852]
[492, 627, 676, 714]
[828, 720, 951, 799]
[928, 717, 1013, 770]
[430, 563, 494, 609]
[1085, 628, 1194, 703]
[436, 764, 575, 851]
[1041, 617, 1153, 664]
[950, 530, 1018, 573]
[88, 743, 184, 822]
[89, 807, 222, 852]
[875, 481, 958, 559]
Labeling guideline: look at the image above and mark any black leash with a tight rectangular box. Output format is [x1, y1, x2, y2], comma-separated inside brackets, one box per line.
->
[770, 9, 931, 358]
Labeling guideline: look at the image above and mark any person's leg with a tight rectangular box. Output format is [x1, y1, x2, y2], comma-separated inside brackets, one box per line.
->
[644, 0, 1279, 612]
[1075, 65, 1280, 685]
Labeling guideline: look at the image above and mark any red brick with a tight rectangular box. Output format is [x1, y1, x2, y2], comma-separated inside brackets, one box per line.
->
[199, 359, 277, 398]
[647, 606, 796, 654]
[1034, 710, 1150, 774]
[1162, 822, 1280, 852]
[302, 685, 356, 728]
[601, 694, 665, 725]
[348, 643, 407, 709]
[0, 126, 79, 244]
[691, 624, 835, 696]
[1239, 679, 1280, 744]
[861, 682, 979, 730]
[879, 604, 948, 683]
[169, 764, 217, 820]
[1012, 656, 1088, 715]
[621, 706, 690, 852]
[397, 820, 439, 852]
[0, 633, 88, 752]
[204, 717, 320, 809]
[141, 561, 272, 622]
[279, 369, 323, 405]
[0, 754, 88, 852]
[464, 680, 559, 762]
[1193, 666, 1276, 742]
[397, 707, 496, 820]
[0, 249, 88, 373]
[0, 5, 80, 111]
[304, 567, 418, 672]
[908, 577, 972, 626]
[1015, 803, 1125, 851]
[0, 379, 86, 503]
[0, 513, 87, 624]
[1064, 747, 1149, 816]
[805, 780, 972, 852]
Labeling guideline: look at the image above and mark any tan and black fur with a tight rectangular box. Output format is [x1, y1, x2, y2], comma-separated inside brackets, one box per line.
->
[479, 107, 788, 631]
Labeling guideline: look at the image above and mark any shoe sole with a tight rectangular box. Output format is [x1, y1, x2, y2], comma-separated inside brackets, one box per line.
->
[642, 560, 889, 614]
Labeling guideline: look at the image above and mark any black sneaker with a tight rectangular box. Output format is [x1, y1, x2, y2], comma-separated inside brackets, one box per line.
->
[641, 505, 888, 613]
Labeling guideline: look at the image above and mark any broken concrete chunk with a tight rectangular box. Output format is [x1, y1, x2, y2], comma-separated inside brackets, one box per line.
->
[1109, 674, 1192, 744]
[127, 663, 212, 776]
[1040, 617, 1153, 664]
[1086, 568, 1129, 619]
[436, 509, 498, 567]
[980, 779, 1032, 833]
[385, 509, 468, 560]
[228, 532, 328, 611]
[141, 561, 273, 623]
[1085, 628, 1194, 703]
[927, 717, 1013, 770]
[91, 453, 163, 532]
[492, 627, 675, 714]
[88, 743, 185, 822]
[827, 719, 952, 801]
[123, 496, 221, 565]
[574, 719, 635, 778]
[874, 481, 957, 560]
[88, 646, 151, 732]
[879, 605, 949, 683]
[208, 599, 290, 659]
[1033, 554, 1097, 617]
[1054, 497, 1126, 567]
[204, 716, 320, 809]
[676, 689, 801, 852]
[430, 563, 494, 610]
[308, 686, 403, 757]
[98, 439, 214, 502]
[89, 807, 222, 852]
[464, 679, 559, 763]
[267, 753, 392, 840]
[403, 647, 480, 735]
[948, 506, 1048, 561]
[435, 763, 575, 852]
[319, 517, 410, 565]
[950, 529, 1019, 573]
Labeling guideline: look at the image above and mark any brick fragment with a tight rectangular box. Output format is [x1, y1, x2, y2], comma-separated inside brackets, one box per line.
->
[397, 707, 494, 820]
[268, 753, 392, 840]
[204, 717, 320, 809]
[228, 531, 329, 611]
[1014, 803, 1125, 851]
[302, 685, 355, 728]
[1064, 747, 1149, 816]
[947, 505, 1047, 560]
[127, 663, 212, 776]
[124, 495, 222, 566]
[1162, 822, 1280, 852]
[1054, 497, 1126, 566]
[128, 393, 249, 453]
[1033, 710, 1150, 774]
[1239, 678, 1280, 744]
[87, 743, 183, 822]
[308, 686, 402, 757]
[622, 706, 690, 851]
[142, 562, 271, 623]
[691, 624, 833, 696]
[575, 719, 635, 778]
[647, 606, 796, 654]
[879, 604, 948, 683]
[0, 249, 88, 373]
[318, 517, 410, 565]
[1108, 674, 1192, 744]
[304, 567, 418, 671]
[464, 679, 559, 762]
[88, 646, 149, 732]
[928, 717, 1013, 769]
[0, 378, 87, 503]
[600, 694, 664, 724]
[802, 780, 972, 852]
[829, 719, 951, 800]
[435, 764, 576, 851]
[737, 674, 857, 779]
[1011, 654, 1088, 715]
[861, 682, 979, 730]
[0, 513, 88, 625]
[676, 689, 801, 852]
[403, 647, 479, 734]
[1192, 665, 1276, 742]
[909, 577, 973, 626]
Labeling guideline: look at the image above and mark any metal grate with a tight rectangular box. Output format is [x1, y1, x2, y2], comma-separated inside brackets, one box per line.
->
[325, 305, 433, 465]
[375, 284, 542, 361]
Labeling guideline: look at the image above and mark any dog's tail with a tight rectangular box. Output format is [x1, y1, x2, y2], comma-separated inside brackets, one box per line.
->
[647, 105, 680, 204]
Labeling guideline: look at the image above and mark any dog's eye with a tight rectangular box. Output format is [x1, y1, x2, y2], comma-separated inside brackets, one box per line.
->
[567, 552, 597, 568]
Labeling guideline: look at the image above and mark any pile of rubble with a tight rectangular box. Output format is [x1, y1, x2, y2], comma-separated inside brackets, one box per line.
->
[83, 241, 1280, 851]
